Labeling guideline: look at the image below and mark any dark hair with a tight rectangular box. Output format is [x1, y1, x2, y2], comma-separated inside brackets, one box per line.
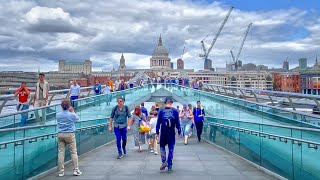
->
[39, 73, 45, 76]
[197, 100, 201, 103]
[141, 102, 144, 106]
[21, 82, 26, 84]
[117, 97, 124, 102]
[61, 99, 70, 110]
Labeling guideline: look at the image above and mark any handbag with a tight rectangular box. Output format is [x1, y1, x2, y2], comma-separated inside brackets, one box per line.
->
[139, 119, 150, 133]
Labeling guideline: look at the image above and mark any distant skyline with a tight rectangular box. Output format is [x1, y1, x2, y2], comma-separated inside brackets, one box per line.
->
[0, 0, 319, 72]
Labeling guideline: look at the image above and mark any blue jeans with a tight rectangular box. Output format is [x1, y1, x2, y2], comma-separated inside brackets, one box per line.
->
[114, 127, 127, 155]
[70, 96, 78, 110]
[182, 123, 192, 137]
[160, 144, 174, 168]
[17, 104, 29, 126]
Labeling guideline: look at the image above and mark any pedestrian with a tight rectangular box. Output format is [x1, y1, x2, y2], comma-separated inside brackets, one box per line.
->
[179, 104, 194, 145]
[93, 80, 102, 95]
[66, 80, 80, 111]
[14, 82, 30, 127]
[103, 82, 112, 105]
[156, 97, 181, 172]
[109, 97, 132, 159]
[93, 80, 102, 106]
[129, 106, 147, 152]
[129, 78, 134, 88]
[193, 101, 205, 142]
[141, 103, 148, 117]
[33, 73, 49, 126]
[56, 99, 82, 177]
[149, 105, 157, 116]
[149, 112, 158, 155]
[188, 104, 194, 137]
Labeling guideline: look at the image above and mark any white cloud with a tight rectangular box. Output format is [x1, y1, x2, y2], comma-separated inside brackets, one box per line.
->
[0, 0, 318, 72]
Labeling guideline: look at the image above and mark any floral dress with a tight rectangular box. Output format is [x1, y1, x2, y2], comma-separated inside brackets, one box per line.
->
[132, 114, 146, 146]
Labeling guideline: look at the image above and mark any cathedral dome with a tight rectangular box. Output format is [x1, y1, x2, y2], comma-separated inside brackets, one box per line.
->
[152, 35, 168, 56]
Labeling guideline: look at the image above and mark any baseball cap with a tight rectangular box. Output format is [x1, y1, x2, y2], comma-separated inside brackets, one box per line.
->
[183, 104, 187, 108]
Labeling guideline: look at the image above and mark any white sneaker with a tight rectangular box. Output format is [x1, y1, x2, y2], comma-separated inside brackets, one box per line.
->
[73, 169, 82, 176]
[58, 172, 64, 177]
[150, 149, 154, 153]
[154, 151, 158, 155]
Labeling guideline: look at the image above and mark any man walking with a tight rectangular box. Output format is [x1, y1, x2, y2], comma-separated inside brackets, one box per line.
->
[156, 97, 181, 172]
[109, 97, 132, 159]
[33, 73, 49, 125]
[15, 82, 30, 126]
[93, 80, 102, 106]
[56, 99, 82, 177]
[193, 101, 205, 142]
[67, 80, 81, 111]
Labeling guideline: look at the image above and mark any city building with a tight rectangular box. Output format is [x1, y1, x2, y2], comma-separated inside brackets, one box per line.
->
[204, 59, 212, 70]
[313, 57, 320, 70]
[118, 53, 126, 71]
[242, 63, 257, 71]
[298, 58, 307, 70]
[0, 71, 37, 94]
[256, 65, 268, 71]
[273, 72, 300, 93]
[300, 72, 320, 95]
[283, 59, 289, 71]
[169, 71, 227, 85]
[150, 35, 172, 71]
[58, 60, 92, 74]
[45, 72, 88, 89]
[226, 71, 273, 90]
[177, 59, 184, 69]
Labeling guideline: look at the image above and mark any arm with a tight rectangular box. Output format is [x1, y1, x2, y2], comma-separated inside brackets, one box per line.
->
[67, 87, 71, 98]
[25, 87, 30, 95]
[14, 88, 20, 97]
[109, 107, 115, 131]
[179, 110, 183, 118]
[175, 110, 181, 135]
[45, 83, 49, 101]
[156, 110, 162, 135]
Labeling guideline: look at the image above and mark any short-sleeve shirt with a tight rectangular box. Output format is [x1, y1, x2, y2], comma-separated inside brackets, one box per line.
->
[111, 105, 131, 128]
[16, 88, 30, 103]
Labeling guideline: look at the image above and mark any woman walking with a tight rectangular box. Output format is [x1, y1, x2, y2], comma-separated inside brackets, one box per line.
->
[179, 104, 194, 145]
[129, 106, 147, 152]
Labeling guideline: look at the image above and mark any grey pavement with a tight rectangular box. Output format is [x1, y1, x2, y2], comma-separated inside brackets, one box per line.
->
[42, 135, 279, 180]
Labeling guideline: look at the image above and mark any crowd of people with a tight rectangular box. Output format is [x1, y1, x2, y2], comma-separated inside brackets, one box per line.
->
[12, 73, 206, 176]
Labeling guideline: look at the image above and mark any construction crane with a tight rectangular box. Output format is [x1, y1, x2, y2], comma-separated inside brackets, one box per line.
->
[200, 7, 233, 70]
[230, 23, 252, 71]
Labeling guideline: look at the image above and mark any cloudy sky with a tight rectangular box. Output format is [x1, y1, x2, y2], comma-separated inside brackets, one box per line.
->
[0, 0, 319, 72]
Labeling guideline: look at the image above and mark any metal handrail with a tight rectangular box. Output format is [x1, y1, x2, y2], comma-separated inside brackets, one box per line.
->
[207, 122, 319, 149]
[193, 84, 320, 120]
[0, 85, 105, 115]
[205, 116, 320, 133]
[0, 122, 109, 148]
[0, 117, 108, 132]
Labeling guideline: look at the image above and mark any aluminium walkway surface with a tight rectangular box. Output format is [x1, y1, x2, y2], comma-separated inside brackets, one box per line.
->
[42, 136, 279, 180]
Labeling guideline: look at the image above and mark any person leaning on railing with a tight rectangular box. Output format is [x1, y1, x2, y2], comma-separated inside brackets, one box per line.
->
[14, 82, 30, 127]
[56, 99, 82, 177]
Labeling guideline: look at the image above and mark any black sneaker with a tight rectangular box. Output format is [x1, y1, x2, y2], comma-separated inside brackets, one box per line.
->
[160, 162, 167, 170]
[117, 155, 123, 159]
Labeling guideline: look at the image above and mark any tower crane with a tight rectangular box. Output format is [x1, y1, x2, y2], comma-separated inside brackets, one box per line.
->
[200, 6, 233, 70]
[230, 23, 252, 71]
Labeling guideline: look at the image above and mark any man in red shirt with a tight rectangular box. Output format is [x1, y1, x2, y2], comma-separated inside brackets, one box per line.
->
[15, 82, 30, 126]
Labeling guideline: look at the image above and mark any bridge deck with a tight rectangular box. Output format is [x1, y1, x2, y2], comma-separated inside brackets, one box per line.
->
[42, 136, 278, 180]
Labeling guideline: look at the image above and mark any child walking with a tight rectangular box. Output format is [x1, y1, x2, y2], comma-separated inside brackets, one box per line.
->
[149, 112, 159, 155]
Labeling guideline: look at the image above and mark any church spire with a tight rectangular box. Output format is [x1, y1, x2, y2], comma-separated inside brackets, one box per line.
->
[158, 34, 163, 46]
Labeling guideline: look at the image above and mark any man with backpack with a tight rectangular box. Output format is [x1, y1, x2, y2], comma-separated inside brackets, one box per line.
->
[156, 97, 181, 172]
[109, 97, 132, 159]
